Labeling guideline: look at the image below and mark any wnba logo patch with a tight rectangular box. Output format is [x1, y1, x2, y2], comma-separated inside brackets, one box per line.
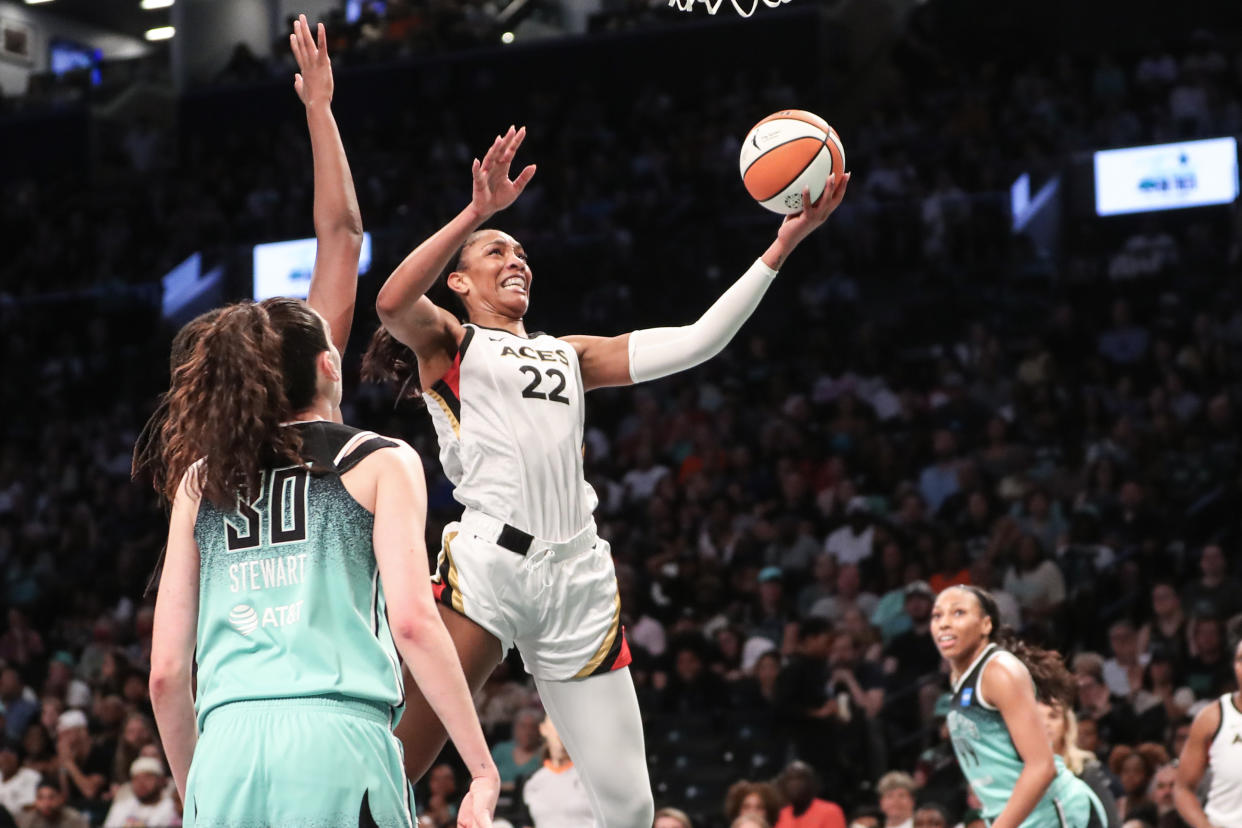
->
[229, 604, 260, 636]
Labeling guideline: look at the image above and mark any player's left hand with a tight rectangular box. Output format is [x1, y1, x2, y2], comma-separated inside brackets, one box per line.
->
[776, 170, 851, 248]
[457, 773, 500, 827]
[290, 14, 332, 108]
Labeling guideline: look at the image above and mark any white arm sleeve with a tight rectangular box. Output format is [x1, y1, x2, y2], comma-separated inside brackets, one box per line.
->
[627, 258, 777, 383]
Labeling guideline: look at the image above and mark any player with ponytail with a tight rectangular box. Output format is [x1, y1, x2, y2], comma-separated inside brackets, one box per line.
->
[368, 125, 848, 826]
[932, 585, 1105, 828]
[147, 298, 499, 826]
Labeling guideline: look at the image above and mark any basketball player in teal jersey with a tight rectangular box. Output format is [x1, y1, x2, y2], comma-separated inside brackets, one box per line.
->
[148, 296, 500, 827]
[365, 126, 849, 826]
[933, 586, 1105, 828]
[1174, 637, 1242, 828]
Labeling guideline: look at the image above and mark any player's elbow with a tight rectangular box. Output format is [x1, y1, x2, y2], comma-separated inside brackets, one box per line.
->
[386, 602, 441, 647]
[148, 662, 189, 701]
[375, 285, 404, 324]
[1029, 755, 1056, 787]
[317, 210, 363, 245]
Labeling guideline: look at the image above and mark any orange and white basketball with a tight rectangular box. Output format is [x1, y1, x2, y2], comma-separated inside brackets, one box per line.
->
[739, 110, 846, 214]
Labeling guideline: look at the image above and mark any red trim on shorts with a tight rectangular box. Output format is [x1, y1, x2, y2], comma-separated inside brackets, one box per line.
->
[611, 628, 633, 672]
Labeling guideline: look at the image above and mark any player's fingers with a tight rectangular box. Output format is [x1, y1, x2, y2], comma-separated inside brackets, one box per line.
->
[297, 14, 311, 52]
[297, 19, 314, 65]
[801, 184, 813, 213]
[481, 134, 503, 167]
[290, 24, 304, 64]
[317, 22, 328, 58]
[513, 164, 537, 193]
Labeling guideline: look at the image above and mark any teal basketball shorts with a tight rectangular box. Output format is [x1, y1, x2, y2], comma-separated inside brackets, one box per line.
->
[186, 696, 414, 828]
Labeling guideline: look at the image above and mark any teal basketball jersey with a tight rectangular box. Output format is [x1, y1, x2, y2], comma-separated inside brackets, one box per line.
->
[192, 421, 405, 730]
[948, 644, 1104, 828]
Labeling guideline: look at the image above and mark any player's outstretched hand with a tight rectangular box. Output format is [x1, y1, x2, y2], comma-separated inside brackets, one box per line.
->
[776, 171, 851, 249]
[290, 14, 332, 108]
[470, 125, 537, 220]
[456, 773, 500, 828]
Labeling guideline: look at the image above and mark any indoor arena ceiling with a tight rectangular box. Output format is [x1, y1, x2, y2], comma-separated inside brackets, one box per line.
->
[29, 0, 170, 42]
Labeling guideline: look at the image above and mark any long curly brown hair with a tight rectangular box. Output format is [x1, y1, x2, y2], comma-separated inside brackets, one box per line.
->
[953, 585, 1077, 709]
[155, 298, 327, 508]
[132, 307, 224, 499]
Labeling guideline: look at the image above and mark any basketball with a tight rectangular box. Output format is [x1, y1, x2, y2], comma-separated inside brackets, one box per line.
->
[739, 110, 846, 214]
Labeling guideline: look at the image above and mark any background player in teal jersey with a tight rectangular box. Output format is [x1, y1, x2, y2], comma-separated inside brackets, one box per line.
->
[932, 586, 1105, 828]
[146, 296, 500, 826]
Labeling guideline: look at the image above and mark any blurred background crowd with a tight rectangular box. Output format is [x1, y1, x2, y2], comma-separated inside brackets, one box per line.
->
[3, 0, 1242, 826]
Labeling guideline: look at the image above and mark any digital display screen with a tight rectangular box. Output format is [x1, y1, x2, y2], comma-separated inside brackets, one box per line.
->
[1094, 137, 1239, 216]
[252, 233, 373, 301]
[49, 39, 103, 85]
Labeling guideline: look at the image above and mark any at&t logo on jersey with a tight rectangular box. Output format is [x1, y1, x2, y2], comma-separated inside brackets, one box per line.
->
[229, 604, 260, 636]
[227, 601, 305, 636]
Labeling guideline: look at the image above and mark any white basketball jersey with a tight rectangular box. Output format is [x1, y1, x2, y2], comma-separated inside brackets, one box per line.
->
[423, 324, 597, 542]
[1206, 693, 1242, 825]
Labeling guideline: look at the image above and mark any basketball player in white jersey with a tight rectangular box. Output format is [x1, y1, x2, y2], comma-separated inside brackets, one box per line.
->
[1175, 637, 1242, 828]
[368, 125, 848, 827]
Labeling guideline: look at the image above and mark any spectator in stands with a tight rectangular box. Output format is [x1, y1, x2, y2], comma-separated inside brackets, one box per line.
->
[810, 564, 878, 625]
[1001, 532, 1066, 632]
[825, 498, 875, 567]
[919, 430, 961, 514]
[751, 567, 796, 645]
[729, 649, 783, 713]
[1182, 615, 1233, 699]
[875, 772, 916, 828]
[1180, 544, 1242, 620]
[490, 708, 542, 792]
[0, 740, 38, 818]
[420, 764, 459, 827]
[846, 806, 882, 828]
[733, 817, 770, 828]
[1103, 620, 1146, 700]
[0, 613, 43, 671]
[798, 554, 840, 618]
[1075, 653, 1139, 755]
[1146, 763, 1177, 827]
[49, 712, 107, 824]
[1138, 584, 1188, 671]
[106, 712, 153, 789]
[0, 672, 36, 743]
[1110, 743, 1169, 824]
[882, 581, 940, 697]
[656, 636, 729, 713]
[829, 631, 886, 720]
[16, 778, 86, 828]
[18, 727, 54, 780]
[40, 657, 87, 714]
[654, 807, 694, 828]
[1130, 652, 1192, 743]
[774, 761, 846, 828]
[101, 757, 178, 827]
[912, 803, 950, 828]
[724, 779, 783, 826]
[1038, 700, 1121, 827]
[776, 617, 873, 797]
[522, 717, 593, 828]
